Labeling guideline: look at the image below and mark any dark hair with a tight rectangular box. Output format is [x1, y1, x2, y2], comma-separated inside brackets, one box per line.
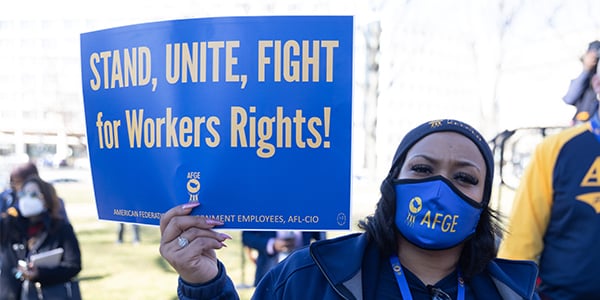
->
[10, 162, 39, 187]
[358, 119, 503, 280]
[21, 175, 63, 221]
[588, 40, 600, 52]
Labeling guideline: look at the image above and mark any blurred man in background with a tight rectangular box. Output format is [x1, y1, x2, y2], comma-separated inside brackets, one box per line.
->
[242, 231, 325, 286]
[499, 72, 600, 299]
[562, 40, 600, 124]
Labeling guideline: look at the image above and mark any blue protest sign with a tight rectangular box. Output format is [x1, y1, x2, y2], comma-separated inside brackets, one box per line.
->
[80, 16, 353, 230]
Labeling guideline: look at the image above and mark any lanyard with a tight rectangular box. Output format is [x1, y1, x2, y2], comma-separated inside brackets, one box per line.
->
[389, 255, 464, 300]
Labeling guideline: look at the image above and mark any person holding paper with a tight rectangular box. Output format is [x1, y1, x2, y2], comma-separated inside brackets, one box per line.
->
[0, 175, 81, 300]
[159, 119, 540, 299]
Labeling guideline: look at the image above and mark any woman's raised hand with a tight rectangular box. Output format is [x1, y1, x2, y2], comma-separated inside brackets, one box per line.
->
[159, 202, 231, 284]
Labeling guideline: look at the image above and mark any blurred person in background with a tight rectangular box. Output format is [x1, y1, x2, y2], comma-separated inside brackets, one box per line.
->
[0, 162, 69, 222]
[499, 74, 600, 299]
[242, 230, 325, 286]
[0, 175, 81, 299]
[116, 223, 141, 245]
[0, 162, 72, 298]
[562, 40, 600, 125]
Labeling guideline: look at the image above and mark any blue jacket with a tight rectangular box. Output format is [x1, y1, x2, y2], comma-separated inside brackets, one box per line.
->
[178, 233, 539, 299]
[242, 231, 325, 286]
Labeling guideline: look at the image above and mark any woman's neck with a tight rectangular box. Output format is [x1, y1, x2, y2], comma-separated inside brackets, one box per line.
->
[396, 237, 462, 286]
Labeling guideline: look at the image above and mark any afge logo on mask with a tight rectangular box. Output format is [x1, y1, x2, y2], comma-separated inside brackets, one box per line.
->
[404, 196, 459, 232]
[394, 176, 482, 250]
[405, 197, 422, 226]
[417, 211, 459, 233]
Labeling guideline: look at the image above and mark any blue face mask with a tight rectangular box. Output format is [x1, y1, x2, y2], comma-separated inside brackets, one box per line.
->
[393, 176, 483, 250]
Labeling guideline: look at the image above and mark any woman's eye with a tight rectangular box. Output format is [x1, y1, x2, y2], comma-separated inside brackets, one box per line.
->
[455, 172, 479, 185]
[411, 164, 432, 174]
[19, 192, 39, 198]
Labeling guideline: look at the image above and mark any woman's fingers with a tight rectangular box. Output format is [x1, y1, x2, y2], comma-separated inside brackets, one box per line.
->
[161, 215, 225, 245]
[159, 202, 200, 233]
[163, 226, 231, 254]
[159, 202, 230, 259]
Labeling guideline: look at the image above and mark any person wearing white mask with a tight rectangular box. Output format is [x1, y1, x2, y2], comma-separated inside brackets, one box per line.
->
[0, 162, 69, 222]
[0, 175, 82, 300]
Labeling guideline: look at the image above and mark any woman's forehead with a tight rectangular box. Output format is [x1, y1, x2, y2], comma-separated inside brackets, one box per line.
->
[406, 132, 485, 165]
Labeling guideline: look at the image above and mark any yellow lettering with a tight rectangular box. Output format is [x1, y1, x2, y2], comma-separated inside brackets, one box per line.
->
[205, 117, 220, 147]
[257, 116, 275, 158]
[284, 40, 300, 82]
[228, 106, 329, 158]
[420, 211, 431, 228]
[432, 213, 444, 230]
[306, 116, 323, 148]
[225, 41, 240, 83]
[321, 40, 338, 82]
[302, 40, 319, 82]
[143, 117, 156, 147]
[276, 107, 292, 148]
[124, 108, 221, 149]
[231, 106, 248, 147]
[450, 215, 458, 232]
[581, 157, 600, 187]
[258, 40, 338, 83]
[181, 42, 198, 83]
[111, 50, 123, 88]
[208, 41, 225, 82]
[257, 40, 272, 82]
[294, 110, 306, 148]
[441, 215, 455, 232]
[123, 48, 137, 86]
[100, 51, 111, 89]
[179, 116, 194, 147]
[165, 43, 180, 84]
[89, 53, 101, 91]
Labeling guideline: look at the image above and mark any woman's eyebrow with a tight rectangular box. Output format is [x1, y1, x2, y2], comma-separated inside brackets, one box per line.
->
[408, 154, 483, 173]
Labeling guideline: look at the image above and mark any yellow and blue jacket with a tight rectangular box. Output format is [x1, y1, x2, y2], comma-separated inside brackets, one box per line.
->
[499, 118, 600, 299]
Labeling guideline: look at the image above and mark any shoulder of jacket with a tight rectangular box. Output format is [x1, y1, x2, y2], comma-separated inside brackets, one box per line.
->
[486, 258, 538, 299]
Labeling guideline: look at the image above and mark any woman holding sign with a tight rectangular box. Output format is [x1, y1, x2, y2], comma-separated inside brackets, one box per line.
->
[159, 119, 540, 299]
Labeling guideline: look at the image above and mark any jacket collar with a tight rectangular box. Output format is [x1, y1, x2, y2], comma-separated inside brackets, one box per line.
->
[309, 232, 368, 300]
[485, 258, 539, 300]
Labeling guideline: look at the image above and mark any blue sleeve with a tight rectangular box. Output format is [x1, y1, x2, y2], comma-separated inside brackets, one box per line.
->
[242, 231, 275, 255]
[177, 261, 240, 300]
[314, 231, 326, 241]
[563, 70, 593, 105]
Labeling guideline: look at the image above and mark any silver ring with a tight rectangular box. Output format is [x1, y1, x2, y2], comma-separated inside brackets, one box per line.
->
[177, 236, 189, 248]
